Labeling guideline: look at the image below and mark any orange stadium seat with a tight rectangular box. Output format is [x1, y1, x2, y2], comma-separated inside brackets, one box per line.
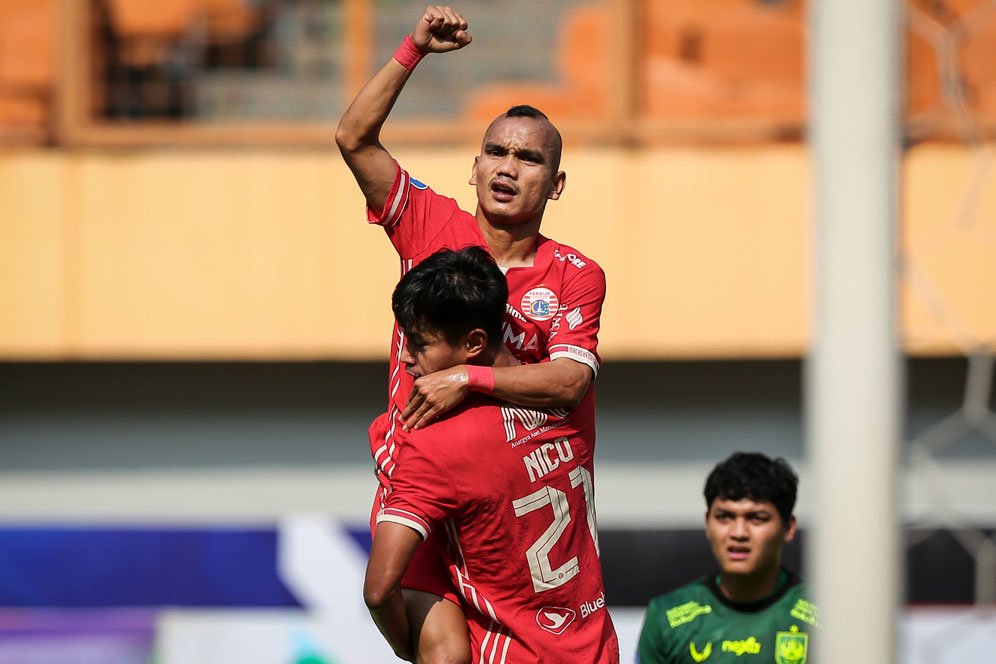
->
[0, 0, 54, 89]
[906, 28, 941, 117]
[106, 0, 260, 67]
[906, 0, 996, 124]
[0, 0, 55, 138]
[204, 0, 260, 44]
[464, 5, 608, 123]
[106, 0, 203, 38]
[465, 1, 808, 125]
[956, 18, 996, 121]
[106, 0, 202, 67]
[641, 0, 804, 122]
[0, 94, 45, 125]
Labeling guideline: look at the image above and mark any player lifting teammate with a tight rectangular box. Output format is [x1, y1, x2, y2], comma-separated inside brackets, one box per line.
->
[364, 247, 619, 663]
[336, 5, 606, 663]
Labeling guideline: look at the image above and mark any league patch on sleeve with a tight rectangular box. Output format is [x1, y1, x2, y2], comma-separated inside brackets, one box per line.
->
[789, 598, 819, 626]
[409, 177, 429, 190]
[665, 601, 712, 628]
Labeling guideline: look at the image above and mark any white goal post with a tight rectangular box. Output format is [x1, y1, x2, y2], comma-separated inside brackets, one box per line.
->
[807, 1, 902, 662]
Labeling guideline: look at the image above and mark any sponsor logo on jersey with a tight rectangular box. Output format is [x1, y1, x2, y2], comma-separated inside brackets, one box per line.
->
[789, 598, 819, 626]
[502, 322, 539, 352]
[666, 601, 713, 628]
[553, 248, 587, 269]
[722, 636, 761, 656]
[505, 303, 528, 322]
[502, 404, 570, 446]
[774, 626, 808, 664]
[579, 591, 605, 619]
[689, 641, 713, 662]
[536, 606, 576, 635]
[521, 287, 559, 322]
[409, 177, 428, 190]
[566, 306, 583, 330]
[502, 405, 548, 442]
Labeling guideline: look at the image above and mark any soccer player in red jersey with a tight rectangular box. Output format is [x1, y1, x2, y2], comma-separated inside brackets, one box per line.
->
[364, 247, 619, 664]
[336, 6, 606, 662]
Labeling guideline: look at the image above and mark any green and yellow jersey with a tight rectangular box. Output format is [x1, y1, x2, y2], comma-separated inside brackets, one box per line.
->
[636, 569, 818, 664]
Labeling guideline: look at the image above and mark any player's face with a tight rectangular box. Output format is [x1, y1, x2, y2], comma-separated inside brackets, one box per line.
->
[470, 116, 566, 226]
[400, 328, 471, 378]
[705, 498, 797, 578]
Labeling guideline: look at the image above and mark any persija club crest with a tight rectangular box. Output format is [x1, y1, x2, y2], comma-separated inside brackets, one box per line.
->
[521, 287, 559, 322]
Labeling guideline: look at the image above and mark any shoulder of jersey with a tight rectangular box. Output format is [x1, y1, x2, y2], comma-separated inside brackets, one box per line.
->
[644, 579, 717, 634]
[411, 398, 500, 439]
[784, 584, 820, 627]
[647, 578, 710, 610]
[549, 241, 602, 273]
[408, 175, 430, 190]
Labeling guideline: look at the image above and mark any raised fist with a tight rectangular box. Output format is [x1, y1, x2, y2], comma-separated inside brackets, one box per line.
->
[411, 6, 472, 54]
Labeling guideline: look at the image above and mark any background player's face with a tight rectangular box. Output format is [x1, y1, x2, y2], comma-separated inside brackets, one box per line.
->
[400, 327, 474, 378]
[705, 497, 797, 578]
[470, 116, 565, 225]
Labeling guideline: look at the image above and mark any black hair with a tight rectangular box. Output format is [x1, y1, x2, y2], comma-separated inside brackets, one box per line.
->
[704, 452, 798, 524]
[505, 104, 550, 121]
[503, 105, 563, 172]
[392, 246, 507, 350]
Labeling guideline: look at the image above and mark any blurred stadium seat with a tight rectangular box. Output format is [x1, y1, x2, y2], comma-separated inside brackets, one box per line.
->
[3, 0, 996, 143]
[464, 4, 608, 122]
[640, 0, 804, 122]
[0, 0, 54, 143]
[907, 0, 996, 128]
[105, 0, 260, 67]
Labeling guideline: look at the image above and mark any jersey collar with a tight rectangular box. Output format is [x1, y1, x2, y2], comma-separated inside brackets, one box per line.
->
[704, 567, 801, 613]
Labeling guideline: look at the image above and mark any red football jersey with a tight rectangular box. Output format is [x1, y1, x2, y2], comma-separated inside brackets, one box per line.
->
[378, 390, 619, 664]
[367, 164, 606, 501]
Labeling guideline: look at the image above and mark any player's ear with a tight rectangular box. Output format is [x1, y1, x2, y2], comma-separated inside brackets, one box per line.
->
[548, 170, 566, 200]
[469, 156, 479, 186]
[464, 328, 488, 358]
[783, 515, 798, 543]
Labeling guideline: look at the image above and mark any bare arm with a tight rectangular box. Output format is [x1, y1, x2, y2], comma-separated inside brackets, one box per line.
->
[364, 522, 424, 661]
[402, 358, 592, 431]
[335, 6, 472, 213]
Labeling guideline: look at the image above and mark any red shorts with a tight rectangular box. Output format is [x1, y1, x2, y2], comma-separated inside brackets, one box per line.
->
[401, 528, 459, 605]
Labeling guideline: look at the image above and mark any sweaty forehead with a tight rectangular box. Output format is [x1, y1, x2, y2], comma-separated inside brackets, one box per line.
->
[482, 116, 558, 152]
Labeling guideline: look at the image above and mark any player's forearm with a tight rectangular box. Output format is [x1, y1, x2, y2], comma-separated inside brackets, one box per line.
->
[335, 58, 413, 155]
[366, 585, 415, 661]
[489, 360, 592, 408]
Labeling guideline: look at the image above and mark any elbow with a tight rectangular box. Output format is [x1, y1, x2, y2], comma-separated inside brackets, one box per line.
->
[561, 384, 586, 409]
[363, 581, 392, 611]
[335, 115, 381, 156]
[558, 370, 591, 409]
[334, 121, 358, 154]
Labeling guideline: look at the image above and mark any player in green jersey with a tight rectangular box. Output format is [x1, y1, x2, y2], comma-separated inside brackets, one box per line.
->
[637, 452, 818, 664]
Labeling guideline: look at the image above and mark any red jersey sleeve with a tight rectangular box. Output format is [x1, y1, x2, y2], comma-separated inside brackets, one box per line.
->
[376, 432, 458, 540]
[366, 162, 464, 260]
[547, 261, 605, 377]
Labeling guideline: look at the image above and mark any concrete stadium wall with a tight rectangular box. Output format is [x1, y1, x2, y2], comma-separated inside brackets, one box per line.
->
[1, 144, 993, 359]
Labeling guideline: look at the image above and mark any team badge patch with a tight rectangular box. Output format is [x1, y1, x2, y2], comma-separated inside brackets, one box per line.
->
[520, 287, 559, 322]
[535, 606, 576, 635]
[774, 626, 808, 664]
